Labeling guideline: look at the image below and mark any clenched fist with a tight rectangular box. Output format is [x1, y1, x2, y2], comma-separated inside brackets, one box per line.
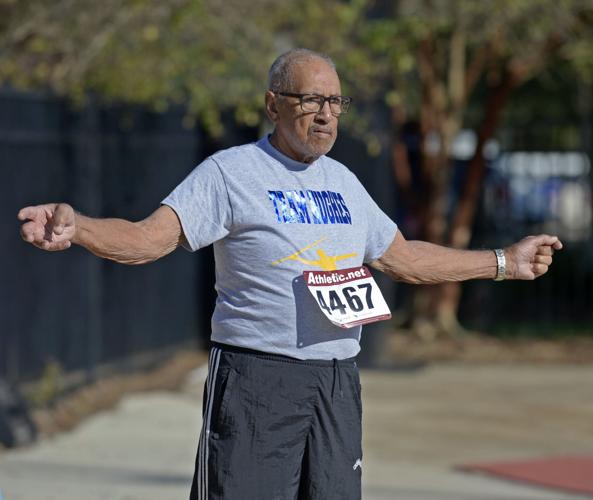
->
[506, 234, 563, 280]
[18, 203, 76, 251]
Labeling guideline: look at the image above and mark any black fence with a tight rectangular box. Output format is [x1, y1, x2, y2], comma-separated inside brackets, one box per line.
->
[462, 152, 593, 335]
[0, 90, 210, 384]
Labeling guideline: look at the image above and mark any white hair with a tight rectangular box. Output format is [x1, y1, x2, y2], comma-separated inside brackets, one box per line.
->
[267, 48, 336, 92]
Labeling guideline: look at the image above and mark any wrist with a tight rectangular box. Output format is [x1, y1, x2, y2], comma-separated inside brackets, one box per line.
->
[71, 211, 83, 245]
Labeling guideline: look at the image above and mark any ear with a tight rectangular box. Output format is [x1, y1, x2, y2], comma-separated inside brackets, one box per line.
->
[265, 90, 279, 123]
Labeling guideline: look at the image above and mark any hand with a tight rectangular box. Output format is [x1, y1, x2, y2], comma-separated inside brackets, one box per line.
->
[505, 234, 563, 280]
[18, 203, 76, 251]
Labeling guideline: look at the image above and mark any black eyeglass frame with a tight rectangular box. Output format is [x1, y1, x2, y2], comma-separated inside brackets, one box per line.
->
[275, 92, 352, 115]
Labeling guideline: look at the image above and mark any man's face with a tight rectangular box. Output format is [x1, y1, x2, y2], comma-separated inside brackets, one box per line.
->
[266, 57, 342, 163]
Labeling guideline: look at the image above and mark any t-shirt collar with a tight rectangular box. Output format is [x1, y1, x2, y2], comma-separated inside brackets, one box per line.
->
[257, 135, 319, 172]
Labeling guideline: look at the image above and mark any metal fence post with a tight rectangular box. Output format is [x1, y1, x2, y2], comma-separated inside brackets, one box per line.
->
[76, 95, 103, 383]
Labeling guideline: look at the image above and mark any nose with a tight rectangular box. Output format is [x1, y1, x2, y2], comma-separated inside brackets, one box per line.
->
[315, 100, 332, 122]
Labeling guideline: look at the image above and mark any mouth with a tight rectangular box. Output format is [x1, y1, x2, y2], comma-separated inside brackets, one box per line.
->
[311, 128, 333, 136]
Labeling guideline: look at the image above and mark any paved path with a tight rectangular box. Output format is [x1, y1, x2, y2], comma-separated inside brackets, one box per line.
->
[1, 362, 592, 500]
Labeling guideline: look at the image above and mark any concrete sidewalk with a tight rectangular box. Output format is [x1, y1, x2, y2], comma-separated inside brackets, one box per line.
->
[1, 363, 592, 500]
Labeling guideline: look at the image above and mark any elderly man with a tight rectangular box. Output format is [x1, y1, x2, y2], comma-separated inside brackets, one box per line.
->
[18, 48, 562, 500]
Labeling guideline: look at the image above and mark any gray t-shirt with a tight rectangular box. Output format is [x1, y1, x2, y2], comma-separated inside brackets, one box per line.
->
[162, 136, 397, 360]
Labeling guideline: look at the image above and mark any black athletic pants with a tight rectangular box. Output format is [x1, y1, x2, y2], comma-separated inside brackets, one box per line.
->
[190, 343, 363, 500]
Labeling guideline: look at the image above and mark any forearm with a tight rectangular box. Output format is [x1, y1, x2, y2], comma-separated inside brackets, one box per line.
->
[73, 214, 172, 265]
[373, 235, 498, 284]
[396, 241, 497, 283]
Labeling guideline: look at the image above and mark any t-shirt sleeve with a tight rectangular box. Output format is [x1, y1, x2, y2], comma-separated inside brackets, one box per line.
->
[350, 172, 398, 263]
[161, 157, 232, 251]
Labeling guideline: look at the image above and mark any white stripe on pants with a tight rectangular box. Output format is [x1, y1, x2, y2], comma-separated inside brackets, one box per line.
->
[197, 347, 221, 500]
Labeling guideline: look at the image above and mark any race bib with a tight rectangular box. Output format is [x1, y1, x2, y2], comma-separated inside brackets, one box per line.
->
[304, 266, 391, 329]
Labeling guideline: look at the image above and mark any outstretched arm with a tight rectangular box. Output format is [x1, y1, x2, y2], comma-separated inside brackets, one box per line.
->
[370, 231, 562, 284]
[18, 203, 185, 265]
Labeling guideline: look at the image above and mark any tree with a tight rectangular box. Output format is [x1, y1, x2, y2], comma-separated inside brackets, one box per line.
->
[0, 0, 285, 135]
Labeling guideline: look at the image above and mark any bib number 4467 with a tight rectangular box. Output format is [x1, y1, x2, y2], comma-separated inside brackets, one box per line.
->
[304, 266, 391, 329]
[316, 284, 373, 315]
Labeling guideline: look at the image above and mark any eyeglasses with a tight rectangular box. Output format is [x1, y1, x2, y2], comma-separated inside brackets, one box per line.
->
[276, 92, 352, 115]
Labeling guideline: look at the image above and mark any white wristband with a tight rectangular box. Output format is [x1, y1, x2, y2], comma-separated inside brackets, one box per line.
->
[493, 249, 506, 281]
